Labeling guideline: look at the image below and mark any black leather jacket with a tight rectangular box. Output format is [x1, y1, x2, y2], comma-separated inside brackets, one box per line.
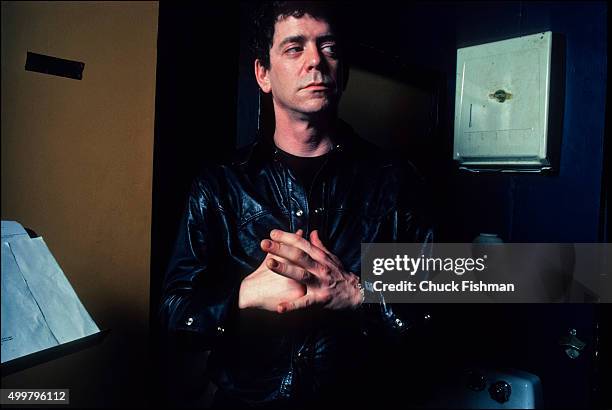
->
[159, 121, 433, 406]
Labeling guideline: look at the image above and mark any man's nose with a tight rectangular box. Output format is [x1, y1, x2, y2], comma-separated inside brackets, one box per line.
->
[305, 45, 322, 70]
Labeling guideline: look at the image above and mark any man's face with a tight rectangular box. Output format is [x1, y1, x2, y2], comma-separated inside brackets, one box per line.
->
[256, 15, 342, 116]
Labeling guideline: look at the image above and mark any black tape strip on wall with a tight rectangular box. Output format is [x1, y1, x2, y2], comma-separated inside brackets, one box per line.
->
[25, 51, 85, 80]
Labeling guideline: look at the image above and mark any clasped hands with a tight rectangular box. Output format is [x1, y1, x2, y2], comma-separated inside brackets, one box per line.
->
[238, 229, 363, 313]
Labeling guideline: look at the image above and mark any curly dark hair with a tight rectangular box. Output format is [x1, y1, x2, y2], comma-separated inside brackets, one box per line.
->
[252, 1, 344, 70]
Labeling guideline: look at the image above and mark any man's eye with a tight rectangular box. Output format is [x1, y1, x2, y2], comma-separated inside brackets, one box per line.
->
[286, 46, 303, 54]
[321, 44, 337, 55]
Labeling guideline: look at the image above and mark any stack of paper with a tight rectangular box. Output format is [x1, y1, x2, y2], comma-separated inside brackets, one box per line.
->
[1, 221, 100, 364]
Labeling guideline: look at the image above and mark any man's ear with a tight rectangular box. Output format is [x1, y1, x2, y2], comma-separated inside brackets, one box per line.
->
[254, 59, 272, 93]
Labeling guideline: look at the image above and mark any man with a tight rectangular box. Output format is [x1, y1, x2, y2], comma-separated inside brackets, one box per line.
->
[159, 2, 432, 407]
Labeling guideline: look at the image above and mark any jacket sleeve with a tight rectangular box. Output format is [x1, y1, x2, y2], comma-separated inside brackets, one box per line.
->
[360, 162, 435, 341]
[158, 176, 239, 350]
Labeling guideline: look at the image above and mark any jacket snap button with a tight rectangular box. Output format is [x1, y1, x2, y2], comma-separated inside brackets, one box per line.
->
[295, 350, 308, 364]
[314, 207, 324, 214]
[295, 209, 304, 217]
[185, 317, 194, 326]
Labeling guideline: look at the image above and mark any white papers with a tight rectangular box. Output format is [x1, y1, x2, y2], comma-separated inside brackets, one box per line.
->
[1, 221, 100, 363]
[1, 220, 28, 243]
[1, 242, 59, 361]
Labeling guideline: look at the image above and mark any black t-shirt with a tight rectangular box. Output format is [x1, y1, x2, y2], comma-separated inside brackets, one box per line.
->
[275, 146, 329, 193]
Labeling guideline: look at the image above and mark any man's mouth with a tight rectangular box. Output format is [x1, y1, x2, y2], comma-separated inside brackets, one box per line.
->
[302, 83, 331, 90]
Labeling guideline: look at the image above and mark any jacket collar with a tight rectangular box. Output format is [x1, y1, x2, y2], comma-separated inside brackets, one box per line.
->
[235, 119, 356, 172]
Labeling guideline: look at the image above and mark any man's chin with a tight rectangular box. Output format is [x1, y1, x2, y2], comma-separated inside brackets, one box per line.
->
[298, 99, 337, 114]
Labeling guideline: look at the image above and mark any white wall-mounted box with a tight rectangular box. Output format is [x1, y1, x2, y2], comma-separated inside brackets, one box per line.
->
[454, 31, 558, 172]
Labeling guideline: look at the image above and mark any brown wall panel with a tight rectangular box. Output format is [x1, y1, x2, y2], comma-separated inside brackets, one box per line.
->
[1, 2, 158, 406]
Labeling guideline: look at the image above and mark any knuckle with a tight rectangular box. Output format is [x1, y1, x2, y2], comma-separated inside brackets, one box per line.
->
[320, 265, 332, 276]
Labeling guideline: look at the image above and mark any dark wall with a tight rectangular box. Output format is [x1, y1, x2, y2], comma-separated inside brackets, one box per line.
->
[150, 3, 239, 406]
[151, 1, 239, 328]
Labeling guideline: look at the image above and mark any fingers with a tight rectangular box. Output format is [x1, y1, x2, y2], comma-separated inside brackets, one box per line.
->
[260, 229, 341, 281]
[277, 294, 315, 313]
[266, 257, 315, 285]
[261, 238, 318, 270]
[269, 229, 332, 267]
[309, 230, 328, 251]
[263, 252, 290, 265]
[310, 230, 343, 267]
[271, 229, 314, 254]
[258, 229, 303, 268]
